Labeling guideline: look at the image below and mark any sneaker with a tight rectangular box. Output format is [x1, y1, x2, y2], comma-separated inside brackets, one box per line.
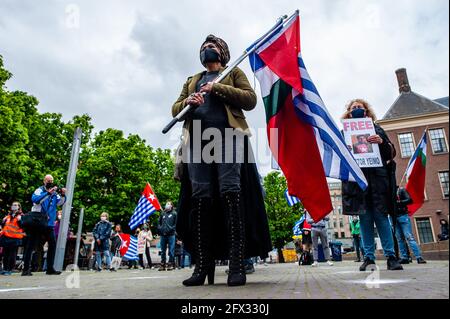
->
[399, 259, 410, 265]
[311, 261, 319, 267]
[109, 268, 117, 272]
[166, 263, 174, 271]
[2, 271, 12, 276]
[327, 261, 334, 266]
[21, 270, 33, 276]
[359, 258, 376, 272]
[158, 264, 166, 271]
[46, 269, 62, 275]
[387, 256, 403, 271]
[354, 258, 361, 262]
[417, 258, 427, 264]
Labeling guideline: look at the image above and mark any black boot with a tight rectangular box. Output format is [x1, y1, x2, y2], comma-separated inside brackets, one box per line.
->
[417, 257, 427, 264]
[183, 198, 215, 287]
[359, 257, 376, 271]
[387, 256, 404, 271]
[224, 192, 246, 287]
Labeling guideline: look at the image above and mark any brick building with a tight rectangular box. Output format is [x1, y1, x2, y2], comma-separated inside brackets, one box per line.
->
[377, 68, 449, 244]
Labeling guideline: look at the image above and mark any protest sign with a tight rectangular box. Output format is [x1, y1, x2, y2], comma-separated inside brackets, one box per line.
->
[342, 118, 383, 168]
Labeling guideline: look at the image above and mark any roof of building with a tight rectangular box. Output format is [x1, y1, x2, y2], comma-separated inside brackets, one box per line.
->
[434, 96, 449, 107]
[382, 92, 449, 121]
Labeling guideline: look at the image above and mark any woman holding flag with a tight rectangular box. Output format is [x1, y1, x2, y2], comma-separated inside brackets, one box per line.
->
[342, 99, 403, 272]
[171, 35, 272, 287]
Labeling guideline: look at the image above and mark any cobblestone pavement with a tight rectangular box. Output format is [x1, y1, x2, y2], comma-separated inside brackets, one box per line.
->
[0, 261, 448, 299]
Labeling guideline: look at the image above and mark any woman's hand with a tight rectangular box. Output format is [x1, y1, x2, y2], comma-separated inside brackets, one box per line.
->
[186, 93, 204, 106]
[199, 82, 214, 94]
[367, 135, 383, 144]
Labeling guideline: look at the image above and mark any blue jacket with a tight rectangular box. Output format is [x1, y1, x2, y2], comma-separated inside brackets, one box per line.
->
[31, 186, 66, 227]
[93, 220, 113, 241]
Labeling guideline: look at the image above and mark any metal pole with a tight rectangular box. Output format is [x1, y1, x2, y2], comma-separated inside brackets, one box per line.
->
[54, 127, 82, 271]
[162, 11, 299, 134]
[73, 208, 84, 269]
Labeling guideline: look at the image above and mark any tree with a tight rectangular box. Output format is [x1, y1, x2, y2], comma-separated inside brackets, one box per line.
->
[74, 129, 180, 232]
[0, 54, 180, 238]
[263, 171, 304, 263]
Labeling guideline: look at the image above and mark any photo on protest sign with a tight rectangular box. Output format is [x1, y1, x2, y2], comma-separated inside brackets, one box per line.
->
[342, 118, 383, 168]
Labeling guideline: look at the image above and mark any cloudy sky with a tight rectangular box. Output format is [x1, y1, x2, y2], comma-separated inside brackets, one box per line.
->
[1, 0, 448, 175]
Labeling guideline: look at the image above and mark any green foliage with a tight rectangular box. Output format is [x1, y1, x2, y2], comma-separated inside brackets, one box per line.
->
[74, 129, 179, 231]
[263, 171, 304, 263]
[0, 55, 179, 235]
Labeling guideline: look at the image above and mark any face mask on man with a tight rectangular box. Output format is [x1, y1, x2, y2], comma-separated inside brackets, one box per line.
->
[200, 48, 221, 65]
[351, 108, 366, 119]
[165, 203, 173, 211]
[11, 205, 19, 212]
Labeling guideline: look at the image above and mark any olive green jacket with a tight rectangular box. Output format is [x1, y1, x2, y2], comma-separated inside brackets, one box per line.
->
[171, 66, 257, 134]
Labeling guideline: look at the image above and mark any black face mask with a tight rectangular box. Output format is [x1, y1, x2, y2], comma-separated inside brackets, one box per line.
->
[45, 182, 54, 190]
[351, 109, 366, 119]
[200, 48, 221, 65]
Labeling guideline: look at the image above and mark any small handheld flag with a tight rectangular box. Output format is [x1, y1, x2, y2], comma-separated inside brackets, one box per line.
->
[119, 233, 139, 261]
[293, 215, 306, 236]
[129, 183, 161, 230]
[285, 189, 301, 207]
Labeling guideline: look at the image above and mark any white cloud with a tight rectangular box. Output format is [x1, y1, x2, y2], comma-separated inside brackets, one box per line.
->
[0, 0, 448, 176]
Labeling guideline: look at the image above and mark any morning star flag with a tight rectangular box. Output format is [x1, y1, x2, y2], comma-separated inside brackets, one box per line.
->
[405, 131, 427, 215]
[119, 233, 139, 260]
[285, 189, 301, 207]
[129, 183, 161, 230]
[293, 215, 306, 236]
[249, 11, 368, 222]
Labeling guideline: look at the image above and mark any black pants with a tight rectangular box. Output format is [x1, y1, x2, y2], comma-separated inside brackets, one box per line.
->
[138, 246, 152, 268]
[187, 127, 244, 198]
[2, 244, 19, 272]
[23, 227, 56, 272]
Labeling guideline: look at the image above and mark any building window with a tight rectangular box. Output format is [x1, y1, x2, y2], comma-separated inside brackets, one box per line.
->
[415, 218, 434, 244]
[333, 222, 337, 228]
[339, 218, 344, 228]
[341, 232, 345, 238]
[334, 232, 339, 239]
[398, 133, 416, 158]
[439, 171, 449, 199]
[429, 128, 448, 154]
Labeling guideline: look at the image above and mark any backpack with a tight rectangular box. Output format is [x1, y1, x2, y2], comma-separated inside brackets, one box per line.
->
[299, 251, 313, 266]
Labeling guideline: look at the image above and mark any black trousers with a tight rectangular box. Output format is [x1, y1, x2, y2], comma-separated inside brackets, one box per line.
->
[187, 126, 244, 198]
[23, 227, 56, 272]
[138, 246, 152, 268]
[2, 244, 19, 271]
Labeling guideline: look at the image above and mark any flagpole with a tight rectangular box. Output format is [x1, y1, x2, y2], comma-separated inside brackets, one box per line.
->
[162, 10, 299, 134]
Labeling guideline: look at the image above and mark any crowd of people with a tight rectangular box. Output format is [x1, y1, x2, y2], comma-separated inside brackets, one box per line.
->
[0, 99, 448, 279]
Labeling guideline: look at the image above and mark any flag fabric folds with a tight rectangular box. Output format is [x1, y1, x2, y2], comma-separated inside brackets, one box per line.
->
[405, 131, 427, 215]
[129, 183, 161, 230]
[285, 189, 301, 207]
[249, 11, 367, 222]
[119, 233, 139, 261]
[293, 215, 306, 236]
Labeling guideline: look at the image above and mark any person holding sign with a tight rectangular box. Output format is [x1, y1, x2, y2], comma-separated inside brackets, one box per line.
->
[341, 99, 403, 272]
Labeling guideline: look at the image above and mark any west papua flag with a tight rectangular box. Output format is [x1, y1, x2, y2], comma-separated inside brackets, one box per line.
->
[129, 183, 161, 230]
[118, 233, 139, 260]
